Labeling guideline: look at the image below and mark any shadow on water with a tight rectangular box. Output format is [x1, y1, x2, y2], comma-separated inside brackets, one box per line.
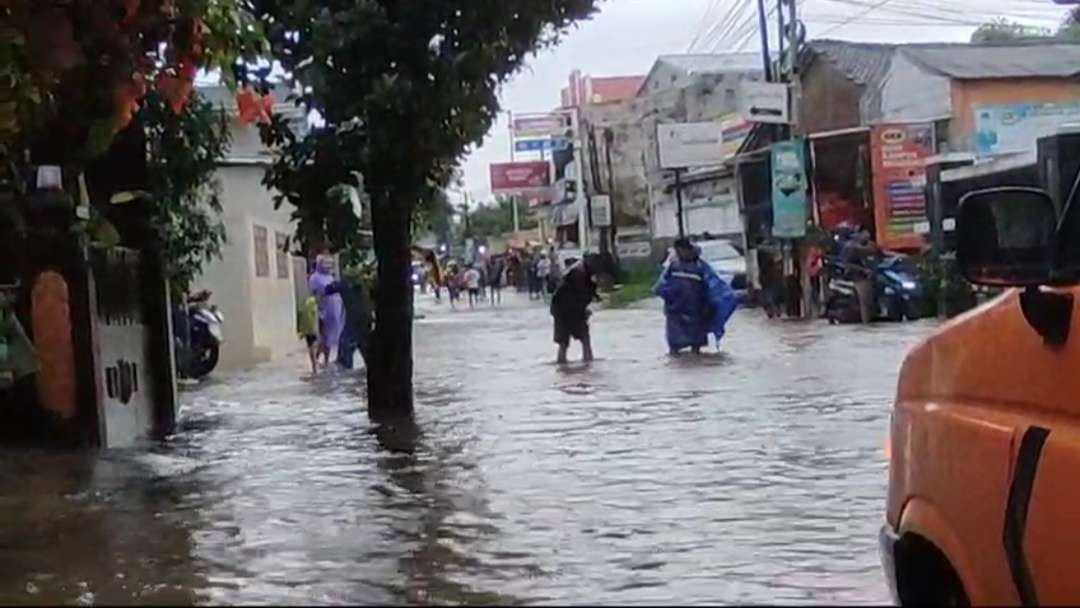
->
[369, 417, 525, 606]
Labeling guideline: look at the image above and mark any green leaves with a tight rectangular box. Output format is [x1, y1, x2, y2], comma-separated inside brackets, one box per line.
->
[141, 90, 231, 294]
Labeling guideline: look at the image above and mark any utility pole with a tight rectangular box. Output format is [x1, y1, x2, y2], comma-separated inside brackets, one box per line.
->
[570, 106, 588, 252]
[460, 192, 471, 238]
[756, 0, 774, 83]
[675, 168, 685, 238]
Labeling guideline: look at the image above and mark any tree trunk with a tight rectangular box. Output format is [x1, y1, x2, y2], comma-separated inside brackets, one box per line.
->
[367, 193, 415, 423]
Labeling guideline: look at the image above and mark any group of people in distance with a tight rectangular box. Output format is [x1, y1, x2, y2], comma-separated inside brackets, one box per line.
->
[440, 255, 507, 309]
[297, 236, 740, 373]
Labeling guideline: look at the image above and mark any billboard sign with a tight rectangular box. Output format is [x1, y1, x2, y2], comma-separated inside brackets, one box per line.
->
[512, 113, 569, 138]
[720, 114, 753, 158]
[974, 102, 1080, 157]
[742, 82, 790, 124]
[590, 195, 612, 227]
[870, 123, 935, 249]
[657, 122, 727, 169]
[490, 161, 552, 197]
[514, 138, 570, 153]
[770, 138, 808, 238]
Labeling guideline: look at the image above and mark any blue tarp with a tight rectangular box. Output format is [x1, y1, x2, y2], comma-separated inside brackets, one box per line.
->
[653, 258, 739, 351]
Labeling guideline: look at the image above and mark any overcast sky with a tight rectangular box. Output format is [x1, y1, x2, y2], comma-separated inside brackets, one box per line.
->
[455, 0, 1070, 206]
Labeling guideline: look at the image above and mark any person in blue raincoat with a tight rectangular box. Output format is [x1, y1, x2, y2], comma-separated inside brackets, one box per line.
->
[654, 237, 739, 355]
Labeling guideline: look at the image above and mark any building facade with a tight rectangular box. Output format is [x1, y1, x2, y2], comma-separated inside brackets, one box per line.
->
[192, 85, 310, 370]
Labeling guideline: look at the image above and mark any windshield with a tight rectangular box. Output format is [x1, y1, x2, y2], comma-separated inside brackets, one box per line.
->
[697, 241, 741, 262]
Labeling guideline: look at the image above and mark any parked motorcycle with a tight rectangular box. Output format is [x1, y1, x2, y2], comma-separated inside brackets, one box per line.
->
[823, 254, 927, 324]
[177, 290, 223, 379]
[876, 255, 928, 321]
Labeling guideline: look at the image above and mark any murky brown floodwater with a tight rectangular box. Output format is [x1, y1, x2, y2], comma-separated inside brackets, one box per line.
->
[0, 291, 934, 605]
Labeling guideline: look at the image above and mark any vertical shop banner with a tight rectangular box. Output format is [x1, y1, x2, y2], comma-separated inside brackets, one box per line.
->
[870, 123, 934, 249]
[770, 138, 808, 238]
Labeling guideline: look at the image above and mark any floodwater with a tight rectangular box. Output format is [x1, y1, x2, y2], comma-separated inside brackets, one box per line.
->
[0, 291, 934, 605]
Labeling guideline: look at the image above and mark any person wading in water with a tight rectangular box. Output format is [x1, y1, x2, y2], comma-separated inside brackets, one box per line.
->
[550, 254, 603, 364]
[654, 237, 739, 356]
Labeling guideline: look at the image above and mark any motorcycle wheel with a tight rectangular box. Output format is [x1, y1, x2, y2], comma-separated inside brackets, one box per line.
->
[188, 337, 219, 380]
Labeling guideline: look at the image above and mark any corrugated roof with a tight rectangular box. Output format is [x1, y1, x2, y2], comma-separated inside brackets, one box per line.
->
[900, 43, 1080, 79]
[805, 40, 896, 87]
[806, 39, 1080, 82]
[656, 52, 763, 76]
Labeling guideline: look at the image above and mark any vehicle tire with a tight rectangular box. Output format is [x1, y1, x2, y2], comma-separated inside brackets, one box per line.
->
[188, 337, 219, 380]
[897, 535, 969, 607]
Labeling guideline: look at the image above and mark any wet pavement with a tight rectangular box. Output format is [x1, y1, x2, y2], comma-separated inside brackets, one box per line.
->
[0, 290, 935, 605]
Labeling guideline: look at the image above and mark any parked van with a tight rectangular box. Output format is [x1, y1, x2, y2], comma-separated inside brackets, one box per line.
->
[881, 185, 1080, 605]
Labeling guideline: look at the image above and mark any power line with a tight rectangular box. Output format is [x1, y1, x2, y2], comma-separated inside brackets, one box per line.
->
[687, 0, 726, 52]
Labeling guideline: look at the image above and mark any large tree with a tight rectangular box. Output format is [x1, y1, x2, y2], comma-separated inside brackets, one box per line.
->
[252, 1, 600, 422]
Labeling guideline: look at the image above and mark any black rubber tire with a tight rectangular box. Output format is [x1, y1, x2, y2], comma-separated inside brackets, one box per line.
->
[188, 338, 219, 380]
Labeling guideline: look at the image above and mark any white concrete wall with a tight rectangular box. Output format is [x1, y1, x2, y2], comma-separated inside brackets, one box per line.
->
[878, 52, 951, 122]
[192, 163, 298, 370]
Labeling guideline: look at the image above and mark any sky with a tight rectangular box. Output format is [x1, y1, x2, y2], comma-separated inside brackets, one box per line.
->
[455, 0, 1072, 207]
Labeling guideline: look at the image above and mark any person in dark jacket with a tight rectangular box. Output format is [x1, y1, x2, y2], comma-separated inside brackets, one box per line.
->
[327, 264, 374, 370]
[550, 254, 602, 364]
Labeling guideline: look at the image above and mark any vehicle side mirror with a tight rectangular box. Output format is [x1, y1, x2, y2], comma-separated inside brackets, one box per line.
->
[957, 187, 1058, 287]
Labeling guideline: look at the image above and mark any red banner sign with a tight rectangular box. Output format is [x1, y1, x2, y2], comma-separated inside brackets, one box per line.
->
[490, 161, 552, 197]
[870, 123, 934, 250]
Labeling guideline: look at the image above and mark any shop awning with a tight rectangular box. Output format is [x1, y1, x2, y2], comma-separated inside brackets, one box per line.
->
[808, 126, 869, 141]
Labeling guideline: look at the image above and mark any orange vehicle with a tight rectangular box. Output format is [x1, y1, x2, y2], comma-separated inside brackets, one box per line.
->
[882, 185, 1080, 606]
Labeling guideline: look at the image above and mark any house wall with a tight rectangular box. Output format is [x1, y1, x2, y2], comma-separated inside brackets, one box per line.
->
[948, 77, 1080, 152]
[878, 52, 951, 122]
[797, 56, 864, 134]
[192, 164, 298, 370]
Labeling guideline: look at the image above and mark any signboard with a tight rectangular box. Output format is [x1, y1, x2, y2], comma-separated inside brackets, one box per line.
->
[770, 138, 808, 238]
[514, 138, 570, 153]
[512, 113, 569, 138]
[490, 161, 552, 197]
[742, 82, 790, 124]
[657, 122, 725, 169]
[720, 114, 753, 159]
[590, 195, 612, 227]
[616, 234, 652, 260]
[870, 123, 935, 249]
[974, 103, 1080, 157]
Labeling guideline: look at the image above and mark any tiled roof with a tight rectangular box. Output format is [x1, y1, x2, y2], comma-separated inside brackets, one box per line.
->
[587, 76, 646, 104]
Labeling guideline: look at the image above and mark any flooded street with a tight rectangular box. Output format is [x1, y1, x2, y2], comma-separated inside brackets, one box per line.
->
[0, 292, 934, 605]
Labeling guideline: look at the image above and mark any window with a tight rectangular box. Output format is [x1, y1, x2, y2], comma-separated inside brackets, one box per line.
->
[275, 232, 290, 279]
[253, 224, 270, 278]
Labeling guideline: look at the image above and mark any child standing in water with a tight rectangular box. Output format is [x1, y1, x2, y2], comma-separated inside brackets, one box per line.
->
[298, 294, 320, 375]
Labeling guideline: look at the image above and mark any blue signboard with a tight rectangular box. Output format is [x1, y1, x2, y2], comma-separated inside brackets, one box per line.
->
[974, 103, 1080, 157]
[514, 138, 570, 153]
[770, 138, 808, 239]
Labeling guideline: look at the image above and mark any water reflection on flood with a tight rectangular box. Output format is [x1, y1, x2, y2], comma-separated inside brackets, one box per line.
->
[0, 294, 932, 605]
